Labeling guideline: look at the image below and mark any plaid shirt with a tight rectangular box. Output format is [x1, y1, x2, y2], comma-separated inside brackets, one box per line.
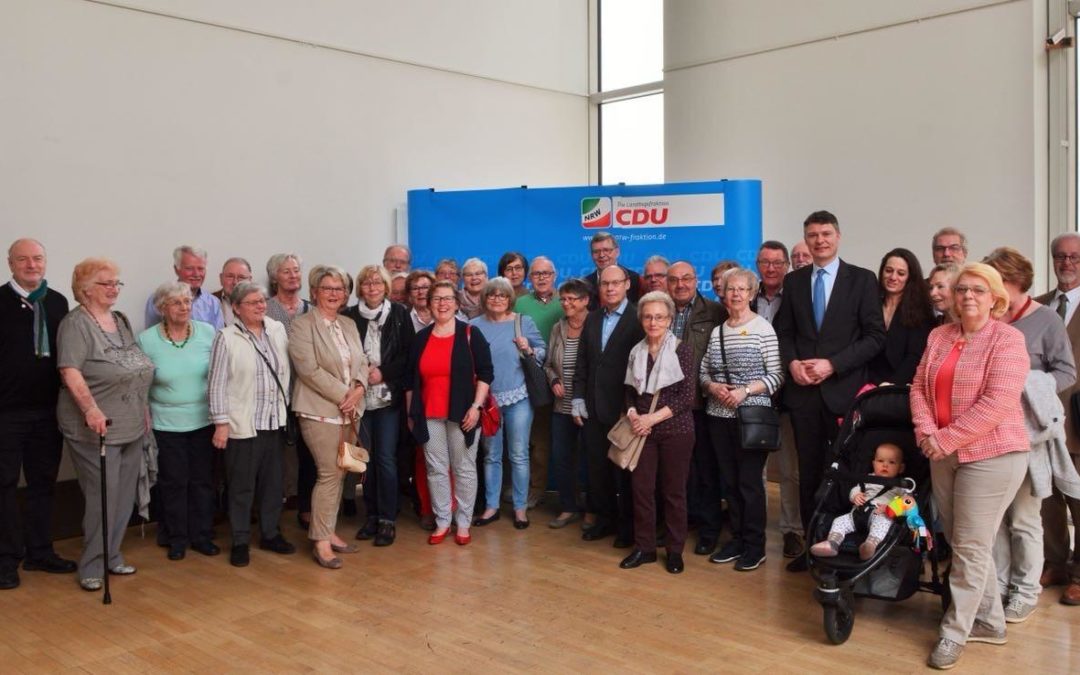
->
[910, 320, 1030, 463]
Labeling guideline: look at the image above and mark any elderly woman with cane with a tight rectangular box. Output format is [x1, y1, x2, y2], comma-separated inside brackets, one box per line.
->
[57, 258, 154, 592]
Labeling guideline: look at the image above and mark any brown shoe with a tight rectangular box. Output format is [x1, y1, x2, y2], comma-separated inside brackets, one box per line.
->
[1061, 582, 1080, 606]
[1041, 566, 1070, 588]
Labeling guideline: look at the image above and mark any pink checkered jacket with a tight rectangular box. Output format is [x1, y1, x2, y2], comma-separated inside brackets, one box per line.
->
[910, 320, 1029, 463]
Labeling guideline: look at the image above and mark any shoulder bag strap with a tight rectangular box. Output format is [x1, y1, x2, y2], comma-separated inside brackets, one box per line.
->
[718, 324, 733, 386]
[245, 331, 288, 409]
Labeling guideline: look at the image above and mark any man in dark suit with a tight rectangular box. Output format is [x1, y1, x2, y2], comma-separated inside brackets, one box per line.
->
[1037, 232, 1080, 606]
[666, 261, 724, 555]
[774, 211, 886, 572]
[572, 265, 645, 546]
[583, 232, 642, 310]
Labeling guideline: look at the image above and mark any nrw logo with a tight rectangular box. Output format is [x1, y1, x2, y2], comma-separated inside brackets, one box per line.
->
[581, 197, 611, 228]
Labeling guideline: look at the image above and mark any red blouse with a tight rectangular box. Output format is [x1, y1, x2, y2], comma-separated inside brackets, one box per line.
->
[419, 332, 454, 418]
[933, 341, 964, 427]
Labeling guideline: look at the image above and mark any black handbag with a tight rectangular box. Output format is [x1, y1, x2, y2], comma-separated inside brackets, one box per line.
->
[718, 325, 782, 452]
[515, 314, 554, 408]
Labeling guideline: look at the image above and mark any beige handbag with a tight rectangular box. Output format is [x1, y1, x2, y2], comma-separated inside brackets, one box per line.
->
[337, 421, 369, 474]
[607, 384, 661, 472]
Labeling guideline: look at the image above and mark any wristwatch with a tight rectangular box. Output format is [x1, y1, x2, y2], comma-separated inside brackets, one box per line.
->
[743, 385, 752, 397]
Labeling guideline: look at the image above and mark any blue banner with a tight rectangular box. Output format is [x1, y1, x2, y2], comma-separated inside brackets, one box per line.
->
[407, 180, 762, 293]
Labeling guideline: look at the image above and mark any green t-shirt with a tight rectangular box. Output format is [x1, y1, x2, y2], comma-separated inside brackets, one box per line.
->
[137, 320, 215, 432]
[514, 293, 564, 343]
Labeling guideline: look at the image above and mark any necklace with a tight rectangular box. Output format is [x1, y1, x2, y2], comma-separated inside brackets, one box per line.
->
[162, 322, 192, 349]
[83, 306, 126, 349]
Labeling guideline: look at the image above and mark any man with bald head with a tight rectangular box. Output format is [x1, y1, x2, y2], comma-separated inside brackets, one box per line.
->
[383, 245, 412, 274]
[1, 239, 77, 589]
[666, 261, 724, 555]
[572, 265, 644, 546]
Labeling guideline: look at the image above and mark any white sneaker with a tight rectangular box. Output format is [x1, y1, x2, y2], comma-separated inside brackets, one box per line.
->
[80, 578, 103, 592]
[109, 564, 137, 575]
[1003, 597, 1035, 623]
[967, 620, 1007, 645]
[927, 638, 963, 670]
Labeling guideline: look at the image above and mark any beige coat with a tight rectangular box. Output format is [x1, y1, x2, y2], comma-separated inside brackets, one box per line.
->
[288, 310, 369, 419]
[1036, 290, 1080, 454]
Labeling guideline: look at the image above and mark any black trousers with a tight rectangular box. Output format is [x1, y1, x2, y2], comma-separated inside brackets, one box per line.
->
[154, 425, 215, 547]
[709, 417, 768, 556]
[584, 417, 633, 538]
[224, 430, 284, 545]
[687, 409, 723, 539]
[788, 392, 841, 534]
[0, 408, 63, 571]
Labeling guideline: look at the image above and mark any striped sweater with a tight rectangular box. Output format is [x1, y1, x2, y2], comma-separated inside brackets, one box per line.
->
[699, 315, 784, 418]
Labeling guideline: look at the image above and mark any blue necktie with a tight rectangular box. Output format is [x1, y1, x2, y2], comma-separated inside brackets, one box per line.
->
[813, 268, 826, 329]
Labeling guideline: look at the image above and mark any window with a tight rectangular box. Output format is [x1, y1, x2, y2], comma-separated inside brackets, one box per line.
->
[597, 0, 663, 185]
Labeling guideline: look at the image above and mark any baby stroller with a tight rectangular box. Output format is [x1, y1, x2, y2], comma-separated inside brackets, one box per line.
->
[804, 384, 949, 644]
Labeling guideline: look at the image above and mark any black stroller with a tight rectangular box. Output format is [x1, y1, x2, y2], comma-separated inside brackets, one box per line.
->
[803, 385, 949, 644]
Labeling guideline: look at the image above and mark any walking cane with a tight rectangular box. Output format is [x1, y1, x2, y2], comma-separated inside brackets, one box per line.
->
[99, 419, 112, 605]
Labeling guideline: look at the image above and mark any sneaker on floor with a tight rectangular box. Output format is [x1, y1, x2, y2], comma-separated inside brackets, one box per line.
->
[709, 540, 743, 564]
[1003, 597, 1036, 623]
[927, 638, 963, 670]
[782, 532, 804, 558]
[734, 551, 766, 572]
[967, 620, 1007, 645]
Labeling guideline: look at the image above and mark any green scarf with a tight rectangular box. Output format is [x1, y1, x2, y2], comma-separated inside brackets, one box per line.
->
[25, 279, 50, 358]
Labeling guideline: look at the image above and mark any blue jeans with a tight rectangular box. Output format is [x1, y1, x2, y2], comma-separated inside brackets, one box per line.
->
[359, 406, 400, 522]
[550, 412, 583, 513]
[483, 398, 533, 510]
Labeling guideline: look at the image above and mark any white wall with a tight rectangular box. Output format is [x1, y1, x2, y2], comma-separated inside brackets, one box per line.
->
[665, 0, 1048, 283]
[1, 0, 590, 325]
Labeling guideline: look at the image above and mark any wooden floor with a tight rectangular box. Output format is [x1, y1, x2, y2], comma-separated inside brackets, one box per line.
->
[2, 484, 1078, 674]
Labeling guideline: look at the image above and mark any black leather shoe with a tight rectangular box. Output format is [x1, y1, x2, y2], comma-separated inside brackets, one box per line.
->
[513, 518, 530, 530]
[786, 555, 809, 573]
[582, 524, 612, 541]
[191, 541, 221, 556]
[167, 545, 186, 561]
[22, 553, 77, 574]
[0, 569, 19, 590]
[230, 544, 250, 567]
[355, 517, 378, 540]
[259, 535, 296, 555]
[619, 549, 658, 569]
[374, 522, 396, 547]
[474, 512, 501, 527]
[666, 553, 685, 574]
[613, 534, 633, 549]
[694, 536, 717, 556]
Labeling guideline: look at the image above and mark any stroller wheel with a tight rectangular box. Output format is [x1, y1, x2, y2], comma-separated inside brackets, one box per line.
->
[823, 603, 855, 644]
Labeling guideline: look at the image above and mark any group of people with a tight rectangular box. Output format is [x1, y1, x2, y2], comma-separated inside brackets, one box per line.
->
[3, 217, 1080, 668]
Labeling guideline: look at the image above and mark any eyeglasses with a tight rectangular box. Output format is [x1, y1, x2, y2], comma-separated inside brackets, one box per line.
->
[503, 264, 525, 273]
[725, 286, 752, 295]
[531, 270, 554, 278]
[953, 285, 989, 297]
[410, 284, 432, 293]
[933, 244, 964, 254]
[360, 280, 385, 288]
[559, 295, 586, 304]
[94, 281, 125, 289]
[1053, 253, 1080, 265]
[643, 273, 667, 281]
[165, 298, 192, 307]
[756, 260, 788, 269]
[431, 296, 457, 305]
[383, 257, 409, 266]
[488, 293, 511, 300]
[642, 314, 671, 323]
[667, 275, 696, 285]
[318, 286, 346, 294]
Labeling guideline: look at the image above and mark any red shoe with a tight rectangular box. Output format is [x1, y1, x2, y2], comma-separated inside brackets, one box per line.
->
[428, 529, 450, 545]
[455, 532, 472, 546]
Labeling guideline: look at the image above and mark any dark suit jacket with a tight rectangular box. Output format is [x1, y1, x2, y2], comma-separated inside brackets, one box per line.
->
[584, 266, 642, 311]
[868, 313, 932, 386]
[1037, 289, 1080, 452]
[572, 301, 645, 426]
[676, 293, 724, 404]
[774, 259, 886, 415]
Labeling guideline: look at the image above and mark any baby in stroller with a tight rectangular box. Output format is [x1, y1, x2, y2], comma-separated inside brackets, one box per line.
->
[810, 442, 906, 561]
